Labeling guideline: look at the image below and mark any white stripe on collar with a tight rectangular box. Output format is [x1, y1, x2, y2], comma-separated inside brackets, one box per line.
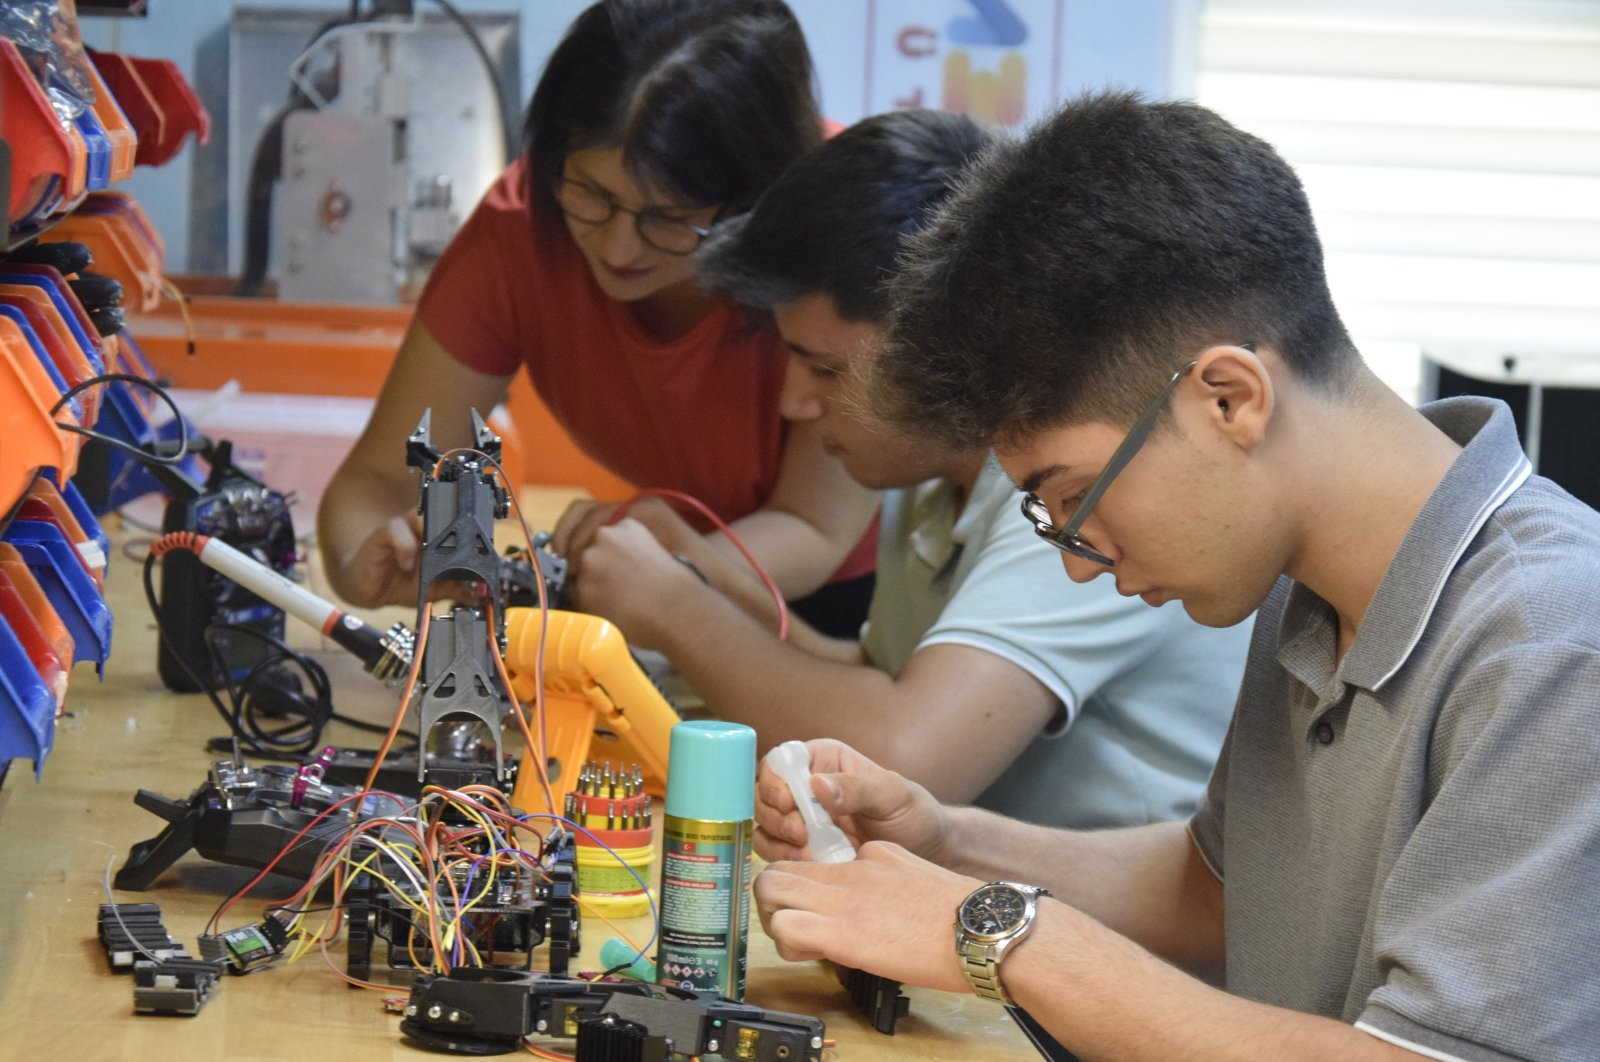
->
[1372, 456, 1533, 691]
[1354, 1021, 1473, 1062]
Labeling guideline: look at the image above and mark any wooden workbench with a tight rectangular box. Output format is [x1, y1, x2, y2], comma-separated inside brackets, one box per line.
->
[0, 506, 1037, 1062]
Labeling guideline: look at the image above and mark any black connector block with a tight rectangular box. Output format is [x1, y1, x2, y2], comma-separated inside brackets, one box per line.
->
[844, 968, 910, 1035]
[99, 903, 189, 971]
[98, 900, 226, 1017]
[132, 958, 226, 1016]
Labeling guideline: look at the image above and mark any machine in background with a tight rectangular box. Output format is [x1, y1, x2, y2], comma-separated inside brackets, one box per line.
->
[232, 2, 516, 304]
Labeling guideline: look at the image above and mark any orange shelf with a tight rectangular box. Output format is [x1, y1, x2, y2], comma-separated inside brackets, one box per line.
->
[132, 294, 410, 396]
[131, 293, 634, 499]
[83, 60, 138, 183]
[42, 196, 165, 311]
[0, 317, 79, 513]
[0, 285, 102, 424]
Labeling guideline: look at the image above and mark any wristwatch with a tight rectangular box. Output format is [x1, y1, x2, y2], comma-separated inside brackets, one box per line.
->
[954, 881, 1049, 1004]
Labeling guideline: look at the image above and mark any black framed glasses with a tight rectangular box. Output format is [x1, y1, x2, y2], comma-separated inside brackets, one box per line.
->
[1020, 346, 1252, 567]
[554, 178, 712, 255]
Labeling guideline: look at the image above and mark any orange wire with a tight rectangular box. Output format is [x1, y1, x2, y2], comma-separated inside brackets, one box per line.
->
[487, 455, 556, 811]
[306, 613, 433, 957]
[142, 272, 196, 356]
[318, 935, 394, 991]
[486, 598, 555, 813]
[428, 446, 555, 809]
[573, 898, 649, 967]
[207, 789, 374, 933]
[362, 608, 431, 792]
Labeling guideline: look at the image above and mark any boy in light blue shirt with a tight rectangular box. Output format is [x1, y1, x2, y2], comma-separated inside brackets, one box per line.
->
[568, 110, 1250, 827]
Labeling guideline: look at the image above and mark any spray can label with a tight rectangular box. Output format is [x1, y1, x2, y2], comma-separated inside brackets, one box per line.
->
[658, 815, 752, 998]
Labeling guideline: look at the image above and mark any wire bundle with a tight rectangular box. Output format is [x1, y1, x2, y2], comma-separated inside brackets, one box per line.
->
[199, 783, 659, 991]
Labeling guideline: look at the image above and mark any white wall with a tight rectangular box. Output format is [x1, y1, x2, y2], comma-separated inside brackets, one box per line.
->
[81, 0, 1193, 273]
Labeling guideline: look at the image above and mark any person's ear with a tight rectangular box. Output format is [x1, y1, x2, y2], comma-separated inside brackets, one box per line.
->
[1193, 343, 1274, 450]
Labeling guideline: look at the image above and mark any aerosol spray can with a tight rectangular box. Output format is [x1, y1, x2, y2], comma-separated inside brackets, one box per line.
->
[657, 720, 756, 999]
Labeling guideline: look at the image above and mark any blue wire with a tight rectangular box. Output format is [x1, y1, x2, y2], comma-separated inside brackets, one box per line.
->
[520, 813, 660, 964]
[453, 845, 538, 966]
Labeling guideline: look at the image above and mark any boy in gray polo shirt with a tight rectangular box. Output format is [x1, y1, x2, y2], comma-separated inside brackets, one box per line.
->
[749, 93, 1600, 1061]
[567, 110, 1249, 828]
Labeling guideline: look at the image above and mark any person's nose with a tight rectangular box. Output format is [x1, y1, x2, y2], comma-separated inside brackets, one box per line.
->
[779, 357, 825, 422]
[597, 210, 648, 263]
[1058, 514, 1117, 581]
[1059, 550, 1108, 583]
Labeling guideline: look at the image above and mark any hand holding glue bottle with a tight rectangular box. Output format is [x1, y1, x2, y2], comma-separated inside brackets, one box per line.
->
[765, 740, 856, 863]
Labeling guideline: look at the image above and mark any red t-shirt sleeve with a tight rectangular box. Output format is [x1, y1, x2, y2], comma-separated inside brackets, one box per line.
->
[415, 159, 537, 376]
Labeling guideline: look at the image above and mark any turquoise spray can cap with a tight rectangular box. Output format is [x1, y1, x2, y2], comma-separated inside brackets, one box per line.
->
[664, 720, 756, 821]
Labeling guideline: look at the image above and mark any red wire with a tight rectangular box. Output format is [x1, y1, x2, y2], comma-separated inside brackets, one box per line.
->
[607, 488, 790, 641]
[149, 530, 209, 556]
[208, 789, 374, 933]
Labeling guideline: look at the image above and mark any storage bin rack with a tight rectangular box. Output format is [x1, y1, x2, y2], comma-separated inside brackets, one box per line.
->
[0, 19, 208, 781]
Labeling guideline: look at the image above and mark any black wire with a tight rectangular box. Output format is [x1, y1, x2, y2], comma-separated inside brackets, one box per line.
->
[333, 713, 419, 742]
[120, 535, 154, 563]
[0, 478, 34, 539]
[238, 3, 513, 296]
[142, 550, 322, 758]
[235, 12, 363, 296]
[207, 623, 334, 758]
[265, 902, 335, 917]
[51, 371, 193, 466]
[421, 0, 516, 161]
[142, 550, 254, 745]
[144, 548, 421, 759]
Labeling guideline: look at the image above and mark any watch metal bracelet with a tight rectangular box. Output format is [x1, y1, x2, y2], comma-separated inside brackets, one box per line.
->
[959, 940, 1012, 1003]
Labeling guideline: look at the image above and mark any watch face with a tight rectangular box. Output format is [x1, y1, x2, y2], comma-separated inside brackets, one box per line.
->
[959, 884, 1028, 936]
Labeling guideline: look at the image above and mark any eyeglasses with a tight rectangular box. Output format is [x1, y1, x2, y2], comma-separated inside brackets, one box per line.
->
[554, 177, 712, 255]
[1020, 346, 1252, 567]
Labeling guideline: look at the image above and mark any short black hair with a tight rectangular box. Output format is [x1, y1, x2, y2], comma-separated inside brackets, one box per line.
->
[696, 109, 997, 323]
[523, 0, 820, 232]
[875, 91, 1359, 449]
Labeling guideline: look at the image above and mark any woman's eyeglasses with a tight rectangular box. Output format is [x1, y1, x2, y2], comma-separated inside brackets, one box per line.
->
[554, 178, 712, 255]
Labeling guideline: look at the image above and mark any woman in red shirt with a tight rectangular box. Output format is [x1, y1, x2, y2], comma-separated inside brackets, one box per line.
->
[320, 0, 877, 634]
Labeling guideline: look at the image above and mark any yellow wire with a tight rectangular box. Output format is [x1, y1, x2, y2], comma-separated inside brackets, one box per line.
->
[141, 272, 197, 355]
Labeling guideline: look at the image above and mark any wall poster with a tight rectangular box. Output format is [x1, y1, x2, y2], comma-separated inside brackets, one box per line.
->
[864, 0, 1065, 127]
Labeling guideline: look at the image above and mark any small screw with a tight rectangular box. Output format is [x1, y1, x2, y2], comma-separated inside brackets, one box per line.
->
[535, 1019, 548, 1033]
[448, 1010, 462, 1023]
[405, 1004, 417, 1017]
[706, 1041, 719, 1053]
[427, 1004, 443, 1020]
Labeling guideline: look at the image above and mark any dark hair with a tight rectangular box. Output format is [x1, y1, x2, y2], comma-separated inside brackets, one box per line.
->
[875, 91, 1359, 450]
[696, 109, 997, 322]
[523, 0, 820, 232]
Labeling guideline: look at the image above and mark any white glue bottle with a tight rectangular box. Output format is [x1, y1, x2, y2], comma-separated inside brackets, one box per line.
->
[765, 740, 856, 863]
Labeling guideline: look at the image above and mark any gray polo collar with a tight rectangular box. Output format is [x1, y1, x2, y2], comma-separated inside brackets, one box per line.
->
[1277, 397, 1532, 707]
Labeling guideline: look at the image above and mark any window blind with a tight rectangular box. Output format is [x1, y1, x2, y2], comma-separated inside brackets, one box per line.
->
[1196, 0, 1600, 402]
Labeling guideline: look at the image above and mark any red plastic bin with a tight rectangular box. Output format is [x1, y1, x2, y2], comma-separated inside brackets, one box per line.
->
[0, 40, 85, 228]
